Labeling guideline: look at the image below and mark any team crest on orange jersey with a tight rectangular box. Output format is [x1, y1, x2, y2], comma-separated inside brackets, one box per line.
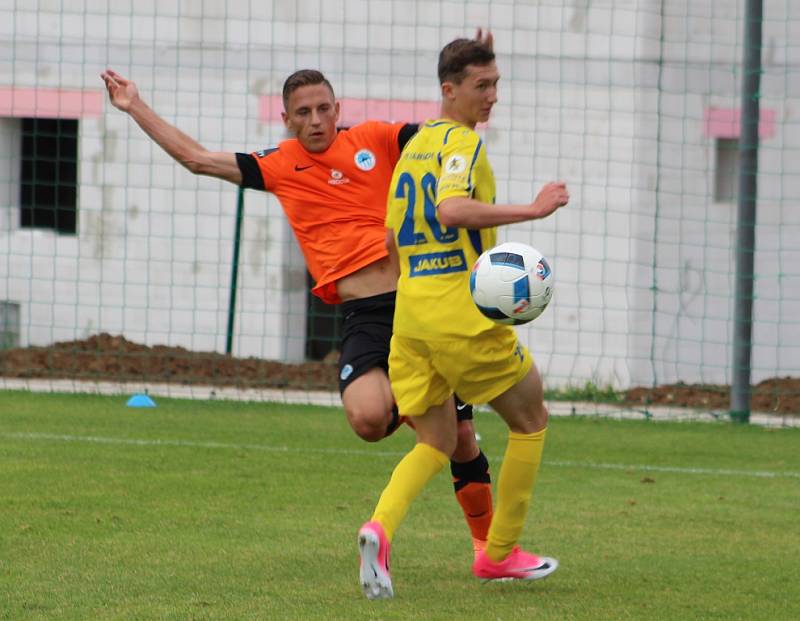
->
[354, 149, 376, 171]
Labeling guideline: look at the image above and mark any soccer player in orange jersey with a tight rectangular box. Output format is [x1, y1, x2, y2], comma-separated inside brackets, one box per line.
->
[101, 49, 494, 558]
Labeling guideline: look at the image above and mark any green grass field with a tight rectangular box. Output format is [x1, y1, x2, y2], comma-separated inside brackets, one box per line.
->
[2, 391, 798, 620]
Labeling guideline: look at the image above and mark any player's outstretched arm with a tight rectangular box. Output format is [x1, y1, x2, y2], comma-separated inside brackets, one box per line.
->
[438, 182, 569, 229]
[100, 69, 242, 186]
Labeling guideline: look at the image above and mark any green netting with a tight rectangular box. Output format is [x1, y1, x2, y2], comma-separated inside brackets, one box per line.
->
[0, 1, 797, 421]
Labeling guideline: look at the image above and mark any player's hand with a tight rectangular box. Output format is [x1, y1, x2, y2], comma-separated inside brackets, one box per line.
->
[475, 27, 494, 51]
[100, 69, 139, 112]
[530, 182, 569, 219]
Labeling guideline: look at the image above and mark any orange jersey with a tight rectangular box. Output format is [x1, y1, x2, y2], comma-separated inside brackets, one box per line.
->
[240, 121, 412, 304]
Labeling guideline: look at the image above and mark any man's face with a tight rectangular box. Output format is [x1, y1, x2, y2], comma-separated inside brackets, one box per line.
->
[445, 61, 500, 126]
[282, 84, 340, 153]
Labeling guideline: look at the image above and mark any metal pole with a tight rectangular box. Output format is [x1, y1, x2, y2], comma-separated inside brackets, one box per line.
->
[226, 187, 245, 355]
[730, 0, 763, 423]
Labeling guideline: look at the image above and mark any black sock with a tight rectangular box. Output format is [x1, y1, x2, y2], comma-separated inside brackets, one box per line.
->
[451, 450, 491, 491]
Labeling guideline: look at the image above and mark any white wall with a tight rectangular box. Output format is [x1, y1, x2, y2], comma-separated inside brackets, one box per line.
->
[636, 0, 800, 384]
[0, 0, 798, 386]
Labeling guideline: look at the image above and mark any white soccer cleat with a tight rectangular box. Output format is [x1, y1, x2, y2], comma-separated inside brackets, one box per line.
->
[358, 520, 394, 600]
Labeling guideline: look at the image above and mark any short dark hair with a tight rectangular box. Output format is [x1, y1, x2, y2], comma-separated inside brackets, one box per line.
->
[437, 38, 495, 85]
[282, 69, 335, 108]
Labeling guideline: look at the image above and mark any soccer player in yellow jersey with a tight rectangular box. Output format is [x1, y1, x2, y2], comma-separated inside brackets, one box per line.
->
[357, 34, 569, 599]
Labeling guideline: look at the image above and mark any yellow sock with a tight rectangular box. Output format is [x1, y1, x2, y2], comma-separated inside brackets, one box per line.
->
[371, 443, 449, 541]
[485, 428, 547, 562]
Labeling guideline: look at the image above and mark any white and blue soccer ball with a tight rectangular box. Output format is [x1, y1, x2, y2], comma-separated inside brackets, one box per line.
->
[469, 242, 554, 325]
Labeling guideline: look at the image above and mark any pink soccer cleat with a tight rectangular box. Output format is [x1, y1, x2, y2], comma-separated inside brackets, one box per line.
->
[472, 546, 559, 582]
[358, 521, 394, 600]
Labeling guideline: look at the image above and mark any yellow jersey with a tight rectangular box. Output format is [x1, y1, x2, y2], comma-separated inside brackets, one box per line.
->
[386, 119, 498, 339]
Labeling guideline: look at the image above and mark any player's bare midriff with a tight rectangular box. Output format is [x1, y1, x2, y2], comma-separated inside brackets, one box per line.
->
[336, 256, 399, 302]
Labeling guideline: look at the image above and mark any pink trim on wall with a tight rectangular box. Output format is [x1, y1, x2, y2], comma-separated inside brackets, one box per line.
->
[259, 95, 440, 126]
[704, 107, 776, 139]
[0, 87, 104, 119]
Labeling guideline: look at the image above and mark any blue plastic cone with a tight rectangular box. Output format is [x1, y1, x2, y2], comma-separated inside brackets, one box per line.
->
[126, 394, 156, 408]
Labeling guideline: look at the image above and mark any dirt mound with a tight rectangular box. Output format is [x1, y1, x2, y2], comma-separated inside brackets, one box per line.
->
[625, 377, 800, 416]
[2, 333, 798, 415]
[0, 333, 339, 390]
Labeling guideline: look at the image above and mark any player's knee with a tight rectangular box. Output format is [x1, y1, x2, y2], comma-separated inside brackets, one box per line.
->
[524, 402, 549, 433]
[346, 404, 391, 443]
[350, 418, 386, 442]
[536, 400, 549, 422]
[506, 401, 548, 434]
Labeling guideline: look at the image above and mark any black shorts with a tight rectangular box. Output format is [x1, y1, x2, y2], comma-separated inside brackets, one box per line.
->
[338, 291, 395, 395]
[337, 290, 472, 421]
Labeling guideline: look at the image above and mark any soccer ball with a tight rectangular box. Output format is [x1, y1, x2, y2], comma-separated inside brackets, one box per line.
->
[469, 242, 554, 325]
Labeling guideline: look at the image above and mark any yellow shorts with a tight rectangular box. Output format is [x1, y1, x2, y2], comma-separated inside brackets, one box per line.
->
[388, 326, 533, 416]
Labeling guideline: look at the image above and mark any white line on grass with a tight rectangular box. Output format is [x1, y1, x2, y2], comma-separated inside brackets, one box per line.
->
[4, 431, 800, 480]
[546, 459, 800, 479]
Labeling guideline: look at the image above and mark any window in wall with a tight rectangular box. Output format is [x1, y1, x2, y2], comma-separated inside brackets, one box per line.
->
[714, 137, 738, 203]
[20, 117, 78, 234]
[0, 301, 20, 350]
[305, 272, 343, 361]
